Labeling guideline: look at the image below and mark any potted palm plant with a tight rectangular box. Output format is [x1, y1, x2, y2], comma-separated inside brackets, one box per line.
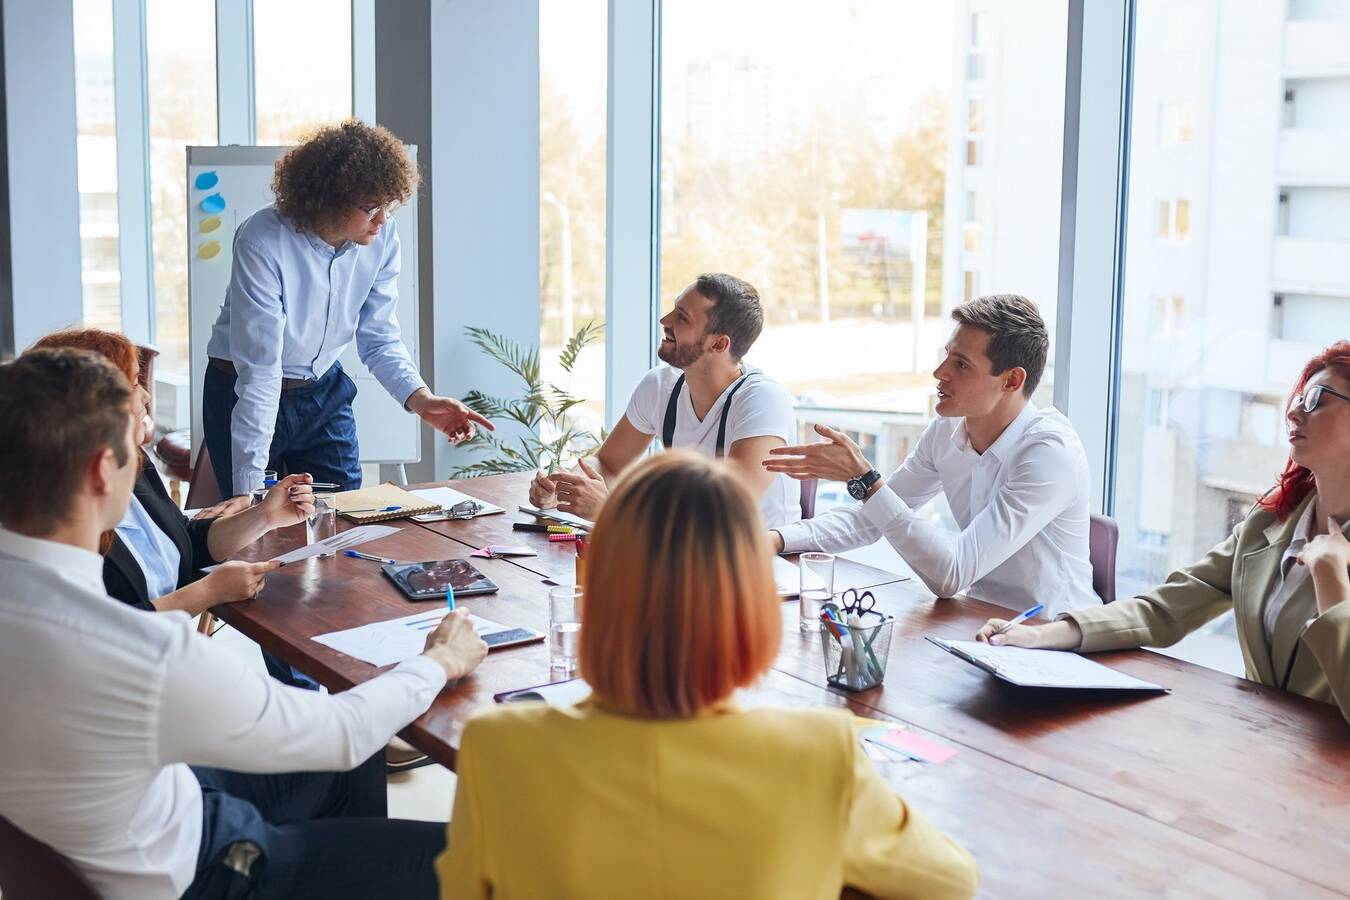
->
[449, 321, 604, 478]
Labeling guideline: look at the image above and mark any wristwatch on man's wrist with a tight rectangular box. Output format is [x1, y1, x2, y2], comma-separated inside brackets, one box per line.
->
[846, 468, 882, 501]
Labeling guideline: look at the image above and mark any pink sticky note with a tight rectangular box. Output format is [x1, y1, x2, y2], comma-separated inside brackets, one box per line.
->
[877, 729, 958, 764]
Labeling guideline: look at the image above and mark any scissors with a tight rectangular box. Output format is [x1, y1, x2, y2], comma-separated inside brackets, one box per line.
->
[840, 588, 877, 617]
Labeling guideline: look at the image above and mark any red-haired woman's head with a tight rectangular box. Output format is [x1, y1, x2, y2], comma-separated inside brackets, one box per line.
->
[1259, 340, 1350, 521]
[28, 328, 151, 449]
[578, 450, 781, 719]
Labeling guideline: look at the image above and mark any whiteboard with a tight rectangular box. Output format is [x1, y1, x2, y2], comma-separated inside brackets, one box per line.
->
[185, 144, 421, 465]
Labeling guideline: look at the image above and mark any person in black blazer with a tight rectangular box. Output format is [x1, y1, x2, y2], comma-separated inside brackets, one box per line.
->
[28, 329, 314, 618]
[105, 454, 312, 615]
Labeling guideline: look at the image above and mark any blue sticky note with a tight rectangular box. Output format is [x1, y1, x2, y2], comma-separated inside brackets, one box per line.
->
[194, 171, 219, 191]
[200, 193, 226, 214]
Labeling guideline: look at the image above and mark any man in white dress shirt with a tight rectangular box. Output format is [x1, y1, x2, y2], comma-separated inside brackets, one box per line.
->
[764, 294, 1099, 618]
[0, 348, 488, 900]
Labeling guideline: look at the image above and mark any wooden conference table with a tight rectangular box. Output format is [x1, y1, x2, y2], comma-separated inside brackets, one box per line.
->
[219, 472, 1350, 899]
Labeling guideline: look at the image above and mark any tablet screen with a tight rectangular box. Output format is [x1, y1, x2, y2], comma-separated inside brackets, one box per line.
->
[383, 559, 499, 600]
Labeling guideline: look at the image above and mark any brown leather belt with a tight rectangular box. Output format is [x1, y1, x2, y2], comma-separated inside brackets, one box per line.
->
[209, 357, 315, 391]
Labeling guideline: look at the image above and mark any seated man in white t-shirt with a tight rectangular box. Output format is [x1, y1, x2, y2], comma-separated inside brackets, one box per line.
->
[763, 294, 1099, 618]
[530, 273, 801, 529]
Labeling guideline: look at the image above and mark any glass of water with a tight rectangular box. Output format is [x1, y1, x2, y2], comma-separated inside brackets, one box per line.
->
[307, 492, 337, 546]
[548, 585, 583, 675]
[798, 552, 836, 633]
[249, 469, 278, 506]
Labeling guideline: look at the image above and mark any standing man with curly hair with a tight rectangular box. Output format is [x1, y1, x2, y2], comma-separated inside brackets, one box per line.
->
[203, 119, 492, 498]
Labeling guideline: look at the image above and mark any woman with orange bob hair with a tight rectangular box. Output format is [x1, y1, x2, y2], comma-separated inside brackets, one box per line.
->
[436, 451, 977, 899]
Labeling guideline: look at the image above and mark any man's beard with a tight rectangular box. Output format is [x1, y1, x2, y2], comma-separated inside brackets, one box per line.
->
[657, 338, 704, 369]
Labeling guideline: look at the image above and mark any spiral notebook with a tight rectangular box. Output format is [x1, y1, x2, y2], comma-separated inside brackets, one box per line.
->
[334, 484, 441, 523]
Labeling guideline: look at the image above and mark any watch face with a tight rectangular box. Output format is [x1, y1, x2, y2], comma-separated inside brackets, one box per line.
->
[847, 479, 868, 501]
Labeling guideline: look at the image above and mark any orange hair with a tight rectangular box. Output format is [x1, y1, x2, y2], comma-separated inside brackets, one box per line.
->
[26, 328, 141, 554]
[29, 328, 140, 385]
[579, 450, 782, 718]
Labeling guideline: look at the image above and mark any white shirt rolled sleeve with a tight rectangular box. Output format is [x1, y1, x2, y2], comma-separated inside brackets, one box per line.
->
[157, 635, 446, 773]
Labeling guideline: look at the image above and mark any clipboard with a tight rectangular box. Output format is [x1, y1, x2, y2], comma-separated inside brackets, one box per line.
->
[927, 637, 1169, 692]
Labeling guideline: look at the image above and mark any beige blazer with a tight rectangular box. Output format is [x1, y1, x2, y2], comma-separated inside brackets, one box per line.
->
[1065, 493, 1350, 723]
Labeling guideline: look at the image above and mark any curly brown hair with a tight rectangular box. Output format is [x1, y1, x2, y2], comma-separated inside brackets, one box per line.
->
[272, 119, 419, 233]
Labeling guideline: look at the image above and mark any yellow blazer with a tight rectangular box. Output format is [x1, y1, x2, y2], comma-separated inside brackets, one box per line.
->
[1066, 493, 1350, 722]
[435, 699, 977, 900]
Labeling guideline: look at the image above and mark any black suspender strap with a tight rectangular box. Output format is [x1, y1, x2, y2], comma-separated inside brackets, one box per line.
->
[661, 374, 686, 451]
[661, 372, 756, 459]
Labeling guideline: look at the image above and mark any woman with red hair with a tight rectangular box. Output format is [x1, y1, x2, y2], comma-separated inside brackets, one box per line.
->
[975, 341, 1350, 723]
[436, 451, 977, 899]
[26, 329, 314, 617]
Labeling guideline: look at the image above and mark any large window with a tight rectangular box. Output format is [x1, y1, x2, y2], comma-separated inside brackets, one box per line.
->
[73, 0, 120, 332]
[254, 1, 352, 144]
[1114, 0, 1350, 673]
[661, 0, 1067, 529]
[146, 0, 217, 372]
[539, 0, 607, 434]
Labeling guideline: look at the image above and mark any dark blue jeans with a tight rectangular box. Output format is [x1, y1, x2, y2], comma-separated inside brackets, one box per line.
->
[202, 360, 362, 500]
[184, 754, 444, 899]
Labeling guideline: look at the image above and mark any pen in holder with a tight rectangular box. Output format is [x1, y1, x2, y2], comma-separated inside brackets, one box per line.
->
[819, 602, 893, 692]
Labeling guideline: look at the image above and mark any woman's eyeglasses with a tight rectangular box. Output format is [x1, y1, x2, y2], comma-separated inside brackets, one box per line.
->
[1291, 384, 1350, 414]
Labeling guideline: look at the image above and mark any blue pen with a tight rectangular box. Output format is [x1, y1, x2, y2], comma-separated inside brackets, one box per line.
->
[445, 581, 456, 612]
[994, 603, 1044, 635]
[342, 549, 397, 564]
[344, 504, 401, 514]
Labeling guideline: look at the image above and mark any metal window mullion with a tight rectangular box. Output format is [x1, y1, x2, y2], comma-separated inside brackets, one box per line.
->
[351, 0, 375, 122]
[215, 0, 255, 144]
[111, 0, 155, 344]
[604, 0, 662, 428]
[1054, 0, 1135, 514]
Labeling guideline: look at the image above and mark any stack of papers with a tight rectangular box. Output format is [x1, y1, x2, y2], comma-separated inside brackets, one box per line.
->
[494, 679, 592, 707]
[928, 637, 1168, 692]
[410, 487, 504, 519]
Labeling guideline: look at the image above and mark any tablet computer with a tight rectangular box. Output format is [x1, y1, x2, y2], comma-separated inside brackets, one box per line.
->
[381, 558, 500, 601]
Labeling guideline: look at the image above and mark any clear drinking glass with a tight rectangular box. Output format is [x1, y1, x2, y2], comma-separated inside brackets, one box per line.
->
[798, 552, 836, 633]
[249, 469, 278, 506]
[548, 585, 583, 675]
[307, 492, 337, 545]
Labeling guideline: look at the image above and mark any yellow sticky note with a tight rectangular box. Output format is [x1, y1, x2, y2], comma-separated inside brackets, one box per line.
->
[199, 215, 222, 234]
[197, 240, 221, 260]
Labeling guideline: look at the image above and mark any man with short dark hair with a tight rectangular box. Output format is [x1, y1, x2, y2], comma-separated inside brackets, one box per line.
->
[764, 294, 1098, 617]
[0, 348, 488, 900]
[204, 119, 492, 499]
[529, 273, 802, 528]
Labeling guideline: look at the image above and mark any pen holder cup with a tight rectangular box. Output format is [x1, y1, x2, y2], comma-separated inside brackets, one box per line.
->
[821, 614, 894, 692]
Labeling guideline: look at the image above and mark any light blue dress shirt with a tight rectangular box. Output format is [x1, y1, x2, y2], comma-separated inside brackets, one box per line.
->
[114, 495, 182, 601]
[206, 206, 427, 494]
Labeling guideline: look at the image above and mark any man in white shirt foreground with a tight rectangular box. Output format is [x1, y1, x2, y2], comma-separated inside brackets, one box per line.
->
[0, 348, 488, 900]
[764, 294, 1099, 618]
[530, 273, 802, 529]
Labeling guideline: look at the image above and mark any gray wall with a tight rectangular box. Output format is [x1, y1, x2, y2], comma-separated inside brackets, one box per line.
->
[0, 0, 83, 356]
[376, 0, 541, 483]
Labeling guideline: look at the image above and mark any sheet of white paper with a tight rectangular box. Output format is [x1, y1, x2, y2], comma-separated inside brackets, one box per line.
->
[312, 609, 516, 667]
[930, 638, 1167, 691]
[518, 505, 594, 530]
[773, 555, 827, 597]
[503, 679, 592, 708]
[269, 524, 401, 565]
[200, 524, 402, 572]
[409, 487, 504, 517]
